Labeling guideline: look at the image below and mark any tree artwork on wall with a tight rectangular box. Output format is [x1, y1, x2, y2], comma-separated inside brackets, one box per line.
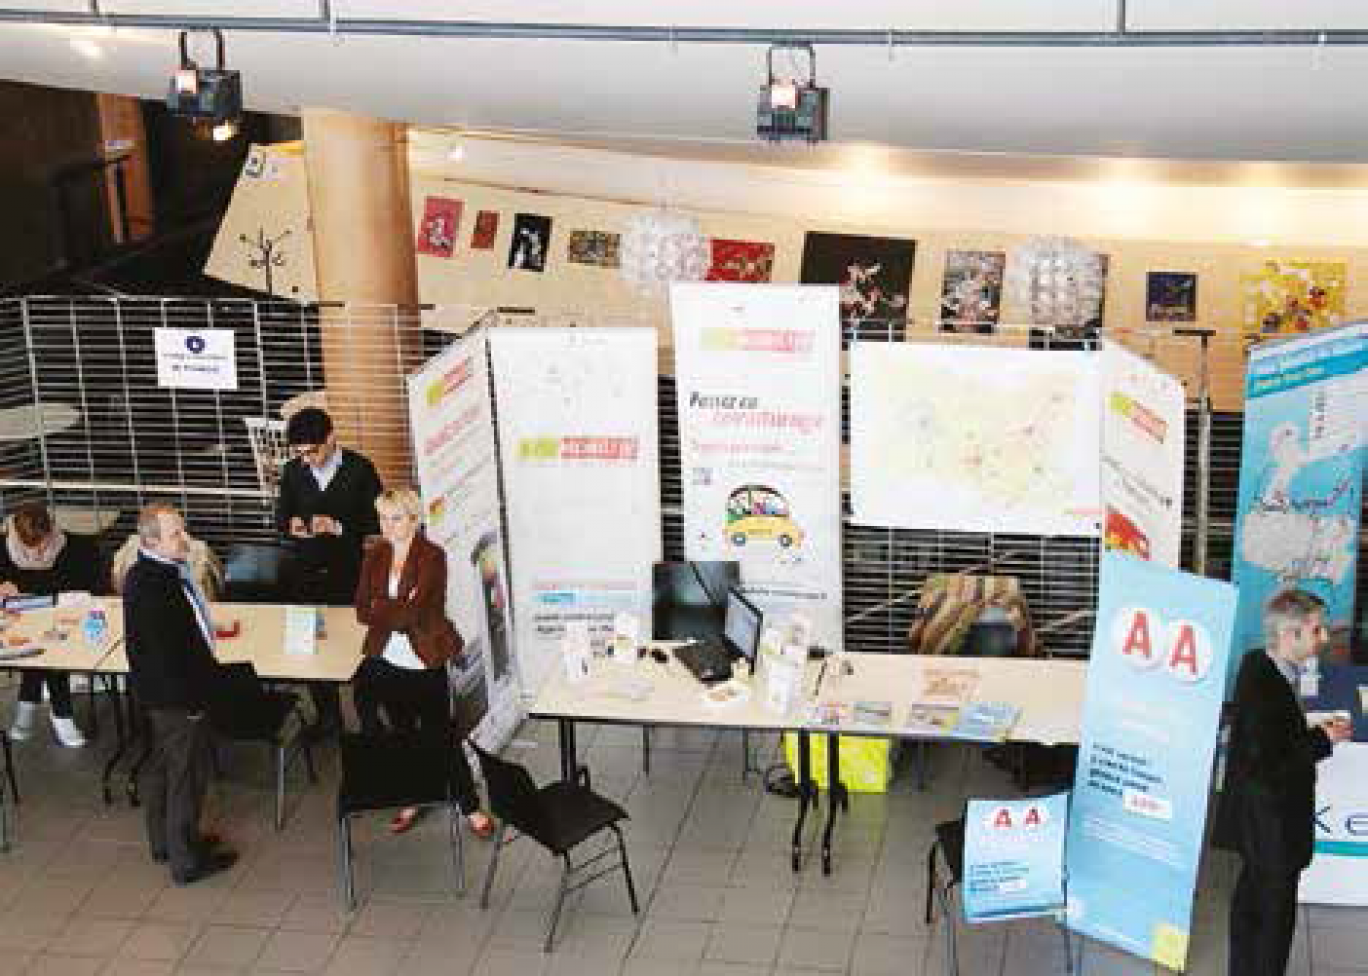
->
[238, 226, 295, 296]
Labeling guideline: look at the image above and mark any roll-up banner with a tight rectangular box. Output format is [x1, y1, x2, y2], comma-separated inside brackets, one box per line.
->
[405, 330, 519, 749]
[670, 283, 844, 650]
[1231, 322, 1366, 679]
[490, 327, 662, 694]
[1100, 342, 1187, 568]
[1064, 552, 1236, 972]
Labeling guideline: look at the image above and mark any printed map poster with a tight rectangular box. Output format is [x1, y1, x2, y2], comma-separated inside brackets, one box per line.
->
[963, 792, 1068, 923]
[671, 283, 844, 650]
[800, 232, 914, 344]
[706, 239, 776, 283]
[1232, 322, 1366, 672]
[1065, 552, 1237, 971]
[939, 249, 1005, 334]
[405, 330, 517, 749]
[490, 328, 661, 693]
[850, 343, 1102, 537]
[1240, 260, 1347, 350]
[1101, 343, 1186, 567]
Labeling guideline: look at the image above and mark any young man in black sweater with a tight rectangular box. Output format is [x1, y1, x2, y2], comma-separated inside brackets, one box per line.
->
[275, 408, 383, 732]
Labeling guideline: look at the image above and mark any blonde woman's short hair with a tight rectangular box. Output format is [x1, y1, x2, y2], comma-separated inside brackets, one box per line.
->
[375, 488, 424, 522]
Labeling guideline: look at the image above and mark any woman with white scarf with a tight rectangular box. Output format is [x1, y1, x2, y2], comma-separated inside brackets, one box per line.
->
[0, 502, 99, 747]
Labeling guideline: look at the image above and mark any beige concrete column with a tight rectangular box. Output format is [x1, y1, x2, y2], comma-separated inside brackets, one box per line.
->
[301, 107, 421, 487]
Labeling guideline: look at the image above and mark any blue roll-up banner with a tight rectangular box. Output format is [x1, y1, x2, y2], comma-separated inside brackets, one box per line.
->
[1231, 322, 1366, 681]
[963, 792, 1069, 923]
[1065, 552, 1236, 971]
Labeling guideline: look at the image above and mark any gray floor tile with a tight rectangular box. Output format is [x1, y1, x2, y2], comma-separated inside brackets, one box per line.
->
[850, 932, 930, 976]
[778, 925, 857, 971]
[631, 919, 712, 961]
[703, 923, 782, 967]
[182, 924, 271, 969]
[117, 921, 201, 963]
[255, 929, 340, 972]
[19, 954, 105, 976]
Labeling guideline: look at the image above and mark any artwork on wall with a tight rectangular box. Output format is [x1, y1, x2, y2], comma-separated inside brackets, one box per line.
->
[938, 249, 1005, 334]
[415, 196, 462, 258]
[1030, 253, 1110, 349]
[706, 239, 776, 283]
[1145, 272, 1198, 322]
[237, 227, 297, 296]
[566, 230, 622, 268]
[799, 231, 915, 344]
[508, 214, 552, 272]
[1240, 260, 1346, 348]
[471, 210, 499, 250]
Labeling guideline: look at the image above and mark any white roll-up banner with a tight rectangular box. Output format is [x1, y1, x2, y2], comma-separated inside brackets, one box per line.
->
[490, 327, 662, 694]
[405, 330, 520, 750]
[1100, 342, 1187, 568]
[670, 283, 845, 650]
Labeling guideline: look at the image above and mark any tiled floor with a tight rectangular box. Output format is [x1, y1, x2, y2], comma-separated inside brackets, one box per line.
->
[0, 702, 1364, 975]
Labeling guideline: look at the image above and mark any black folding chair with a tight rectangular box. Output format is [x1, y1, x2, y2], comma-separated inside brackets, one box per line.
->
[335, 731, 466, 910]
[473, 744, 638, 952]
[206, 662, 316, 830]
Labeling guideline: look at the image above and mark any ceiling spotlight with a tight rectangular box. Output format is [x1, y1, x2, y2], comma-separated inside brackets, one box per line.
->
[757, 43, 828, 143]
[167, 28, 242, 131]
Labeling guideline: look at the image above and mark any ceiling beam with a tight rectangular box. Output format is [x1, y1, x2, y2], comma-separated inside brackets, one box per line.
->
[1, 8, 1367, 46]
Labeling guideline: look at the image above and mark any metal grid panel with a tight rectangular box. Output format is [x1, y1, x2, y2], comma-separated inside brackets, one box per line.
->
[1, 297, 1361, 655]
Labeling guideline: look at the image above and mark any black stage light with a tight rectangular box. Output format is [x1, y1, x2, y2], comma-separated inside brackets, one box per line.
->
[167, 28, 242, 136]
[756, 43, 828, 143]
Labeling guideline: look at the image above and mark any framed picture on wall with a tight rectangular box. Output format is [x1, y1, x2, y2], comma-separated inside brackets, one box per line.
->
[938, 250, 1005, 334]
[415, 197, 462, 259]
[1145, 271, 1198, 322]
[566, 230, 622, 268]
[800, 231, 915, 345]
[508, 214, 553, 272]
[706, 239, 776, 283]
[471, 210, 499, 250]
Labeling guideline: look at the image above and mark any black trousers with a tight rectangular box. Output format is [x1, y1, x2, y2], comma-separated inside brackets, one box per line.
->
[1229, 859, 1300, 976]
[18, 671, 73, 717]
[143, 708, 215, 879]
[353, 656, 480, 814]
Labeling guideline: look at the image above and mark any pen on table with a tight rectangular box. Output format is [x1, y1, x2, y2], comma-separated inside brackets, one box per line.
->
[812, 658, 828, 699]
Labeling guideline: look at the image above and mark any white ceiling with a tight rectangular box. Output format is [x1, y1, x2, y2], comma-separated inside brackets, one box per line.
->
[3, 0, 1368, 164]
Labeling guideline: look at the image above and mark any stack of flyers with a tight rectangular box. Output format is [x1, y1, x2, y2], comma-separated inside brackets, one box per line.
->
[951, 702, 1021, 742]
[918, 666, 980, 706]
[905, 703, 961, 734]
[853, 700, 894, 727]
[807, 701, 851, 727]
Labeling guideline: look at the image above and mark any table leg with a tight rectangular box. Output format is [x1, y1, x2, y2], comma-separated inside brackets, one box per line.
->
[101, 675, 129, 805]
[791, 731, 814, 872]
[558, 718, 578, 784]
[821, 732, 848, 876]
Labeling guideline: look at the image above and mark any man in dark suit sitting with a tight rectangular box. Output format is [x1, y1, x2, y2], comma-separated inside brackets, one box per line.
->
[123, 503, 237, 884]
[1218, 588, 1351, 975]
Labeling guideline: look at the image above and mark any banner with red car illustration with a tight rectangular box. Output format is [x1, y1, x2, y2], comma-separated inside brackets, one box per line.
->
[670, 283, 844, 650]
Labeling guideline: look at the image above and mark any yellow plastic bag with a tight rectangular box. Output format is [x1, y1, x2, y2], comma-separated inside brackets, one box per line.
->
[783, 733, 894, 793]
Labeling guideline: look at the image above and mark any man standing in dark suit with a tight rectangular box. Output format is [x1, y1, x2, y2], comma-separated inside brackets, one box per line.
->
[123, 504, 236, 884]
[275, 407, 383, 732]
[1219, 588, 1350, 975]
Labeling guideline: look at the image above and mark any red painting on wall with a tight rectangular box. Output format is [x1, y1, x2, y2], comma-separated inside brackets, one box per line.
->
[706, 239, 776, 283]
[471, 210, 499, 250]
[415, 197, 462, 258]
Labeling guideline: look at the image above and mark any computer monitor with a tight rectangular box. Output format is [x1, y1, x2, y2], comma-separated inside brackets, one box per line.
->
[721, 587, 763, 667]
[652, 560, 739, 642]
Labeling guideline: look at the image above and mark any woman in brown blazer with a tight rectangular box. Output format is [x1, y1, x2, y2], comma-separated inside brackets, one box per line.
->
[354, 488, 493, 836]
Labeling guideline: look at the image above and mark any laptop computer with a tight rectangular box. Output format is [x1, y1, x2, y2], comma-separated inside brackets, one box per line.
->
[674, 587, 764, 685]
